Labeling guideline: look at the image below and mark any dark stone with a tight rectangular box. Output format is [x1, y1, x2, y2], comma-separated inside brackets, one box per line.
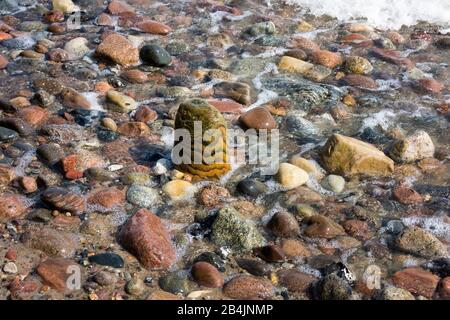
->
[0, 118, 34, 137]
[158, 271, 191, 294]
[235, 258, 271, 276]
[97, 127, 119, 142]
[140, 45, 172, 67]
[314, 274, 353, 300]
[88, 252, 124, 268]
[0, 126, 19, 142]
[237, 179, 268, 197]
[254, 245, 286, 262]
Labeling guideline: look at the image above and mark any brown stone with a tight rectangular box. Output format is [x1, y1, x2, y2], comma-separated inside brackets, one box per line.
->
[0, 194, 29, 222]
[393, 185, 423, 204]
[288, 36, 320, 54]
[97, 13, 115, 26]
[19, 176, 38, 193]
[392, 267, 440, 298]
[223, 275, 274, 300]
[134, 106, 158, 123]
[311, 50, 343, 68]
[304, 215, 346, 239]
[48, 48, 71, 62]
[37, 258, 82, 292]
[96, 33, 139, 66]
[87, 187, 125, 209]
[440, 277, 450, 299]
[121, 69, 149, 84]
[240, 107, 277, 130]
[341, 74, 378, 89]
[0, 54, 8, 69]
[119, 209, 176, 270]
[135, 20, 172, 35]
[21, 226, 79, 258]
[213, 81, 251, 106]
[108, 0, 135, 15]
[343, 220, 372, 241]
[18, 106, 49, 126]
[197, 184, 230, 207]
[147, 290, 181, 300]
[117, 121, 150, 137]
[277, 269, 316, 293]
[371, 48, 414, 69]
[0, 165, 16, 186]
[208, 99, 244, 113]
[62, 88, 91, 109]
[191, 262, 224, 288]
[417, 78, 445, 93]
[281, 239, 311, 258]
[41, 187, 86, 215]
[267, 212, 299, 238]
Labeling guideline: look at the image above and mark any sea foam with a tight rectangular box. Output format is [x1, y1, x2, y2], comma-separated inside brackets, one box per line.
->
[284, 0, 450, 29]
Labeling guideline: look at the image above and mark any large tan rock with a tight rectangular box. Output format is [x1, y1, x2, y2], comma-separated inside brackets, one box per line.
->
[320, 134, 394, 177]
[96, 34, 139, 66]
[389, 130, 435, 163]
[278, 56, 314, 74]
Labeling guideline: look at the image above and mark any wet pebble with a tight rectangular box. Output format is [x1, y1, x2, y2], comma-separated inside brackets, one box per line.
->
[88, 252, 125, 268]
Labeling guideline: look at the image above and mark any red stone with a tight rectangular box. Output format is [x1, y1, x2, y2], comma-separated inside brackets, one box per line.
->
[135, 20, 172, 35]
[87, 187, 125, 209]
[36, 258, 82, 292]
[371, 48, 414, 69]
[311, 50, 343, 69]
[391, 267, 440, 298]
[208, 99, 244, 113]
[62, 155, 83, 180]
[18, 106, 49, 126]
[5, 248, 17, 261]
[108, 0, 135, 15]
[9, 277, 40, 300]
[393, 185, 424, 204]
[119, 209, 176, 270]
[417, 78, 445, 93]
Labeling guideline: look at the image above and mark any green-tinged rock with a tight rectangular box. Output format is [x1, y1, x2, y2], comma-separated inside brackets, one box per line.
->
[211, 206, 265, 252]
[345, 56, 373, 74]
[140, 45, 172, 67]
[158, 271, 192, 295]
[395, 226, 447, 259]
[126, 185, 160, 208]
[107, 90, 137, 113]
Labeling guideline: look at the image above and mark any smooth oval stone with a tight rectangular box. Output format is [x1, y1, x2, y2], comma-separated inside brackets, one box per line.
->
[0, 118, 34, 137]
[237, 179, 268, 197]
[0, 127, 19, 142]
[236, 258, 271, 276]
[193, 252, 225, 272]
[88, 252, 124, 268]
[158, 272, 191, 294]
[140, 45, 172, 67]
[240, 107, 277, 130]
